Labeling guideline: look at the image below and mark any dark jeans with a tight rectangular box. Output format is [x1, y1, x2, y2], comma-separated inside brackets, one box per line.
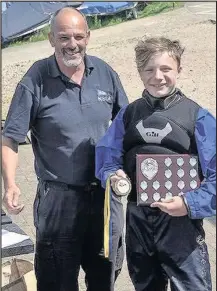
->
[33, 180, 124, 291]
[126, 202, 212, 291]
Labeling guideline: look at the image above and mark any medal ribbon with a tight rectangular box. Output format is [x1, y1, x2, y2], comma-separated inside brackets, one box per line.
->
[104, 177, 112, 259]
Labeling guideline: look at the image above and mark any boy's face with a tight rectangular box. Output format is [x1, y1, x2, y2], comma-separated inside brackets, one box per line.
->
[139, 52, 181, 98]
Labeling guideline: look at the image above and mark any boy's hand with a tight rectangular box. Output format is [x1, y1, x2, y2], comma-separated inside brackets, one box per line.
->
[110, 169, 127, 191]
[150, 196, 188, 217]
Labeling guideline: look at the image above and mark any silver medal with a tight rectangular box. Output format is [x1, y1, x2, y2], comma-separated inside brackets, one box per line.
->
[177, 157, 184, 167]
[153, 181, 160, 190]
[140, 192, 148, 202]
[165, 157, 172, 167]
[141, 158, 158, 181]
[190, 169, 197, 178]
[177, 168, 184, 178]
[153, 192, 161, 201]
[189, 157, 197, 167]
[114, 178, 131, 196]
[165, 181, 172, 190]
[140, 181, 148, 190]
[190, 180, 198, 189]
[178, 180, 185, 190]
[165, 169, 172, 179]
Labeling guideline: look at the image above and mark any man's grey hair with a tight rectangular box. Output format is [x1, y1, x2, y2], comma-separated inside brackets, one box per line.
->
[50, 6, 89, 34]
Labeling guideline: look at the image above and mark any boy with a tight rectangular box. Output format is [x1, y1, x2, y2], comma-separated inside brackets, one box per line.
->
[95, 37, 216, 291]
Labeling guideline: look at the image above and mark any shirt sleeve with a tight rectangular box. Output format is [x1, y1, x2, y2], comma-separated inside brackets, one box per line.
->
[2, 82, 39, 143]
[184, 108, 216, 219]
[95, 105, 127, 188]
[111, 73, 129, 120]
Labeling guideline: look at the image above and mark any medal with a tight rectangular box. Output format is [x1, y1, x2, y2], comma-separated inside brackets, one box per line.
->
[113, 177, 132, 196]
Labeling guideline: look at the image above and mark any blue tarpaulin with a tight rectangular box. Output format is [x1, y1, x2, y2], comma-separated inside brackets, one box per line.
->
[78, 2, 137, 16]
[2, 2, 81, 44]
[2, 1, 137, 45]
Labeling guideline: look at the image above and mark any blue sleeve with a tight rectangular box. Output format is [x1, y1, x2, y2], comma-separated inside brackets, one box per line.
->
[95, 105, 127, 188]
[111, 73, 129, 120]
[185, 108, 216, 219]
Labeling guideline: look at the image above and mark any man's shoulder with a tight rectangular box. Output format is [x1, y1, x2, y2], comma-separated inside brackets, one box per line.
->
[19, 56, 53, 89]
[87, 55, 118, 75]
[24, 56, 50, 78]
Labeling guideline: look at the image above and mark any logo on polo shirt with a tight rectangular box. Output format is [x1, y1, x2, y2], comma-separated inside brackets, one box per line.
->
[97, 90, 112, 102]
[136, 121, 172, 144]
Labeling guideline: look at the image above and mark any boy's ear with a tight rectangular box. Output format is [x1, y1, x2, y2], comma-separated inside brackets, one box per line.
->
[178, 66, 182, 74]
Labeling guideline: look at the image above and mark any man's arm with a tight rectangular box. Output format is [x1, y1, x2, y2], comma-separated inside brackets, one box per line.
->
[2, 82, 39, 214]
[96, 106, 127, 188]
[112, 73, 129, 120]
[2, 137, 24, 214]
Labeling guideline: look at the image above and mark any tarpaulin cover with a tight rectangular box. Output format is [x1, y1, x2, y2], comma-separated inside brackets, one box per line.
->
[2, 1, 136, 44]
[2, 2, 81, 44]
[78, 2, 136, 16]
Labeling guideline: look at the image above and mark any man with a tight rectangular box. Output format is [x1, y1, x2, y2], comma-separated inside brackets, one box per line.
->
[2, 7, 128, 291]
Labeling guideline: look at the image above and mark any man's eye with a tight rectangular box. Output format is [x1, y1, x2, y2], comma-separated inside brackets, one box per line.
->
[60, 37, 68, 41]
[145, 69, 153, 72]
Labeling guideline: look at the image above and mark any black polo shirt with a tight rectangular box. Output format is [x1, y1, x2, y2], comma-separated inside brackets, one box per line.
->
[3, 54, 129, 185]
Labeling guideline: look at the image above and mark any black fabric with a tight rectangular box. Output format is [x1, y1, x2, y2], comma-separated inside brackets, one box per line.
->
[122, 90, 201, 201]
[126, 202, 212, 291]
[33, 180, 124, 291]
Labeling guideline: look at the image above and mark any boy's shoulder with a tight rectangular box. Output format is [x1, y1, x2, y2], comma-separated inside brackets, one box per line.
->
[178, 90, 202, 109]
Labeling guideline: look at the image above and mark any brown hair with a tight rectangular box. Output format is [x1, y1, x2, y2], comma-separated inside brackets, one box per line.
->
[135, 37, 185, 72]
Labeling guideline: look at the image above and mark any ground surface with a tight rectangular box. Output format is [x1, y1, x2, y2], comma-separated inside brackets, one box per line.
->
[2, 4, 216, 291]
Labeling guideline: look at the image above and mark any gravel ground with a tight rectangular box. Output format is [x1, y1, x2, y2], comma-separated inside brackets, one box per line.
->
[2, 6, 216, 291]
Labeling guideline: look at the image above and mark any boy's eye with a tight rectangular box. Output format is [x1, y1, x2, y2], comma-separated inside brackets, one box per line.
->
[161, 68, 171, 72]
[74, 35, 84, 40]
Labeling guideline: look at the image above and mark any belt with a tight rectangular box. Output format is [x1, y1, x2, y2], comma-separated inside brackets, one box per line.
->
[38, 179, 100, 192]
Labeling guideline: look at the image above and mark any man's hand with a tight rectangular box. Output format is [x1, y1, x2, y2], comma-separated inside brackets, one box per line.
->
[110, 169, 127, 191]
[3, 185, 24, 215]
[150, 196, 188, 217]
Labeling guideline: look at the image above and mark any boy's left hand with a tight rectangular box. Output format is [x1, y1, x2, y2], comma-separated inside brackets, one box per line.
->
[150, 196, 188, 216]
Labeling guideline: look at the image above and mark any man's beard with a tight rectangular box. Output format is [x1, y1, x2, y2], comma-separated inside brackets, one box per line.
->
[62, 55, 83, 67]
[61, 49, 84, 68]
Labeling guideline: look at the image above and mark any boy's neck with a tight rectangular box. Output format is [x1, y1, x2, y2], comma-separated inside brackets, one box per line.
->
[143, 88, 182, 109]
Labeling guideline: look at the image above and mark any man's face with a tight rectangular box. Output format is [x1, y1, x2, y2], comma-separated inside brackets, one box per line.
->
[139, 52, 181, 98]
[49, 14, 90, 68]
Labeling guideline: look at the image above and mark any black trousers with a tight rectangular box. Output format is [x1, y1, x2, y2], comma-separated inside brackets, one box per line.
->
[33, 180, 124, 291]
[126, 202, 212, 291]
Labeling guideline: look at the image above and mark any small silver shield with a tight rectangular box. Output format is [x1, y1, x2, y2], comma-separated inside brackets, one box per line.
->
[141, 158, 158, 180]
[140, 192, 148, 202]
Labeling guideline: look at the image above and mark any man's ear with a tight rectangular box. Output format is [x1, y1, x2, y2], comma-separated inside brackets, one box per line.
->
[178, 66, 182, 74]
[85, 30, 90, 45]
[48, 32, 55, 47]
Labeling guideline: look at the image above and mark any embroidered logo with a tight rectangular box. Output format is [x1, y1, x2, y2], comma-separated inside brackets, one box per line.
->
[136, 121, 172, 144]
[97, 90, 112, 102]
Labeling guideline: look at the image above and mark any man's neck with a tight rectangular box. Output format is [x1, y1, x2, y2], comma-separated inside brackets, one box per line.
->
[56, 58, 85, 85]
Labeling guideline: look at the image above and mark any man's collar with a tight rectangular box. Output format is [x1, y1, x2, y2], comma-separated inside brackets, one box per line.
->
[47, 54, 94, 79]
[143, 89, 183, 109]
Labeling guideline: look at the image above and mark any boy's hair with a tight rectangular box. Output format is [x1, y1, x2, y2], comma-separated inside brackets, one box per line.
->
[135, 37, 185, 72]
